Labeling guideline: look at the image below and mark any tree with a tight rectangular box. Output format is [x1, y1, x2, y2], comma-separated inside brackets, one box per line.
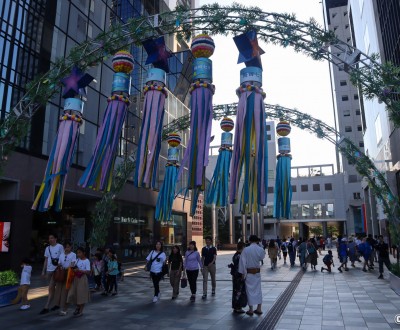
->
[310, 226, 322, 237]
[327, 225, 339, 237]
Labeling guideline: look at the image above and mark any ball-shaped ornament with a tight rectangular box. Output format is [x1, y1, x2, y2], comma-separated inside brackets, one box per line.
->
[191, 34, 215, 59]
[167, 133, 181, 147]
[276, 120, 291, 137]
[220, 117, 234, 132]
[112, 50, 134, 74]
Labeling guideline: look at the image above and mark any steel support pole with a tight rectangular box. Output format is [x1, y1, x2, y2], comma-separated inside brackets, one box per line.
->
[212, 203, 217, 247]
[242, 213, 247, 242]
[251, 212, 255, 236]
[229, 204, 234, 244]
[259, 208, 264, 240]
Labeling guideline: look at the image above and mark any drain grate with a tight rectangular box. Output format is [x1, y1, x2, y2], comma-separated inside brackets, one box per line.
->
[255, 269, 305, 330]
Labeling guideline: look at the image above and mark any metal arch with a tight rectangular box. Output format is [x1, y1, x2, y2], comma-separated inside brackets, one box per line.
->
[1, 4, 399, 163]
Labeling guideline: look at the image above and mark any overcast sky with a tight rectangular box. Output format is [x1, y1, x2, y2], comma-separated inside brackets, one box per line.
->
[199, 0, 338, 169]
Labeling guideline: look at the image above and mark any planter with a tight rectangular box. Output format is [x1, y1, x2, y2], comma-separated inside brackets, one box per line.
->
[0, 285, 18, 307]
[389, 271, 400, 295]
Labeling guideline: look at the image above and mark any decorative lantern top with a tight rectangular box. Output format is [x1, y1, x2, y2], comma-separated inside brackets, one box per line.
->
[191, 34, 215, 58]
[167, 133, 181, 147]
[220, 117, 234, 132]
[276, 120, 291, 137]
[112, 50, 134, 74]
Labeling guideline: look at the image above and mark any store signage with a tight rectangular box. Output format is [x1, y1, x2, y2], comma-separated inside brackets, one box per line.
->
[0, 222, 11, 252]
[114, 217, 146, 224]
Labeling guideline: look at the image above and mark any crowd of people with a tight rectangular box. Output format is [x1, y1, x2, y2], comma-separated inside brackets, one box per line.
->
[10, 232, 394, 318]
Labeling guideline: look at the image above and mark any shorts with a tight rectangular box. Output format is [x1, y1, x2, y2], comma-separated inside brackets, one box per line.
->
[340, 256, 348, 263]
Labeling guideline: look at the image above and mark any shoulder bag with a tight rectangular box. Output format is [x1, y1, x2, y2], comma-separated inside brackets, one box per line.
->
[145, 251, 162, 272]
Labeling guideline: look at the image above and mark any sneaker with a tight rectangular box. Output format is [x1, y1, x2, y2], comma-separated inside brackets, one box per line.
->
[152, 296, 158, 303]
[158, 292, 161, 299]
[101, 291, 108, 296]
[39, 308, 49, 315]
[378, 274, 384, 279]
[344, 268, 349, 271]
[50, 305, 60, 312]
[202, 294, 207, 300]
[212, 291, 215, 296]
[58, 311, 67, 316]
[338, 267, 342, 273]
[112, 292, 118, 296]
[190, 295, 195, 302]
[321, 267, 323, 273]
[20, 305, 30, 310]
[362, 268, 367, 272]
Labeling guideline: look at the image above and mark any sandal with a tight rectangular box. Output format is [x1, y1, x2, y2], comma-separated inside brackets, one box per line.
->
[246, 310, 254, 316]
[254, 310, 263, 315]
[73, 308, 80, 316]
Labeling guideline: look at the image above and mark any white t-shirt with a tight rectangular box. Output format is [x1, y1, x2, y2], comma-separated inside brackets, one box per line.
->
[20, 265, 32, 285]
[75, 258, 91, 271]
[146, 250, 166, 273]
[59, 252, 77, 268]
[44, 244, 64, 272]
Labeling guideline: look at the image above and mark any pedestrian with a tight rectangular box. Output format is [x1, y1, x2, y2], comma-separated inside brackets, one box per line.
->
[347, 238, 357, 267]
[146, 241, 166, 303]
[287, 238, 296, 267]
[56, 241, 76, 316]
[376, 235, 391, 279]
[267, 239, 278, 270]
[184, 241, 202, 302]
[105, 250, 119, 295]
[337, 237, 349, 272]
[66, 247, 91, 317]
[297, 238, 308, 270]
[168, 245, 183, 299]
[320, 237, 325, 251]
[101, 248, 110, 294]
[281, 238, 288, 264]
[231, 242, 247, 313]
[326, 236, 332, 249]
[40, 233, 64, 315]
[201, 236, 217, 299]
[367, 234, 376, 268]
[11, 258, 32, 310]
[306, 239, 318, 270]
[92, 253, 104, 291]
[321, 250, 334, 273]
[358, 237, 373, 272]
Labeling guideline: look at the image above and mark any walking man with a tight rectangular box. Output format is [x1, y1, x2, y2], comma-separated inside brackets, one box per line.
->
[239, 235, 266, 316]
[376, 235, 391, 279]
[287, 238, 296, 267]
[201, 236, 217, 299]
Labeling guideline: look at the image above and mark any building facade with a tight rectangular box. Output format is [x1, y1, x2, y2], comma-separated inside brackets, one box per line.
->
[0, 0, 200, 270]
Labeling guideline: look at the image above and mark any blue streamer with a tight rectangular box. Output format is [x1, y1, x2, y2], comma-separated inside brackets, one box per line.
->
[273, 155, 292, 219]
[155, 165, 179, 222]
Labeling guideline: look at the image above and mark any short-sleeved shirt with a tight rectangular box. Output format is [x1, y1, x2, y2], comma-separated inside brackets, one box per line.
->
[146, 250, 166, 273]
[107, 260, 119, 275]
[59, 252, 77, 268]
[201, 246, 217, 266]
[20, 265, 32, 285]
[75, 258, 91, 271]
[44, 244, 64, 272]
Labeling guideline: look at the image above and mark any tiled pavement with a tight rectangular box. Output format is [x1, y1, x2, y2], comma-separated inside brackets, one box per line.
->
[1, 250, 400, 329]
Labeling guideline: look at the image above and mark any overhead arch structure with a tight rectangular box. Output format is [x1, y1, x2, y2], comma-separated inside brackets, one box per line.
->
[0, 4, 399, 244]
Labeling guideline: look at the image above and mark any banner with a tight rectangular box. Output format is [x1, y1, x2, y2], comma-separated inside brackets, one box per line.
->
[0, 222, 11, 252]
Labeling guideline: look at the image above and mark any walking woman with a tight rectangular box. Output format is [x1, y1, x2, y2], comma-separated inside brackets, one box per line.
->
[268, 239, 278, 270]
[146, 241, 166, 303]
[168, 245, 183, 299]
[306, 239, 318, 270]
[67, 247, 91, 317]
[184, 241, 202, 302]
[231, 242, 246, 313]
[56, 241, 76, 316]
[297, 238, 308, 270]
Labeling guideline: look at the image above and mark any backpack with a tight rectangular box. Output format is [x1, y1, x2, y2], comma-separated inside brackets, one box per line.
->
[323, 255, 331, 263]
[281, 244, 287, 252]
[308, 245, 316, 254]
[287, 242, 294, 253]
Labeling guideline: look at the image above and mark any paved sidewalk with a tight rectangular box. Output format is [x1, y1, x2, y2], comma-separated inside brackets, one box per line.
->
[1, 250, 400, 329]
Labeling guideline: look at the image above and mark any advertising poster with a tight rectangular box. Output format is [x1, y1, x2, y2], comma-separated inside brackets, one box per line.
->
[0, 222, 11, 252]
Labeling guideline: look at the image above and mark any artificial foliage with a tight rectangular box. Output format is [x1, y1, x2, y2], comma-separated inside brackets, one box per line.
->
[0, 270, 19, 287]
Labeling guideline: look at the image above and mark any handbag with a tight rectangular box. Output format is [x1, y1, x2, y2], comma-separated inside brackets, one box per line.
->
[181, 272, 188, 288]
[145, 251, 162, 272]
[161, 263, 169, 276]
[53, 266, 66, 282]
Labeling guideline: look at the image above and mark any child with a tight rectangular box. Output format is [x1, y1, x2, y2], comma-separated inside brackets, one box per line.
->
[321, 250, 334, 273]
[11, 258, 32, 310]
[105, 250, 119, 296]
[67, 247, 91, 317]
[92, 253, 104, 291]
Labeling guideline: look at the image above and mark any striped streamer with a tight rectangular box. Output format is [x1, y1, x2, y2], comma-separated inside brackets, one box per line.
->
[155, 163, 179, 221]
[273, 155, 292, 219]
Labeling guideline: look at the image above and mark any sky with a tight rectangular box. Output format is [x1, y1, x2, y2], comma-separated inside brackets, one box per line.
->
[199, 0, 338, 170]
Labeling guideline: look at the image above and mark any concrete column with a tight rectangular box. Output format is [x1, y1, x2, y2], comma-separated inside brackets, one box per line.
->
[229, 204, 234, 244]
[259, 208, 264, 240]
[274, 222, 277, 237]
[322, 222, 328, 237]
[298, 222, 304, 239]
[242, 214, 247, 242]
[251, 213, 255, 236]
[211, 203, 217, 247]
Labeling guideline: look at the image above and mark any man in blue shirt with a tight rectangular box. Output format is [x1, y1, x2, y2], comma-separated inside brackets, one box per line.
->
[201, 236, 217, 299]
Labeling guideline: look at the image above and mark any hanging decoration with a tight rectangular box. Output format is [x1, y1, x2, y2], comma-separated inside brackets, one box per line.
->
[229, 30, 268, 214]
[206, 117, 234, 207]
[79, 50, 134, 191]
[180, 33, 216, 216]
[155, 133, 181, 222]
[32, 67, 93, 212]
[134, 37, 170, 189]
[273, 120, 292, 219]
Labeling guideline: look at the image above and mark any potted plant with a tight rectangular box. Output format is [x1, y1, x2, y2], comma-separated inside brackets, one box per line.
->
[0, 270, 19, 307]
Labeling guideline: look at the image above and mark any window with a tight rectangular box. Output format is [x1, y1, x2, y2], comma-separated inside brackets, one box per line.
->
[339, 67, 344, 71]
[325, 183, 332, 191]
[267, 134, 272, 141]
[342, 95, 349, 101]
[357, 125, 362, 131]
[340, 80, 347, 86]
[268, 187, 274, 194]
[326, 203, 334, 217]
[313, 204, 323, 218]
[343, 110, 351, 117]
[354, 94, 359, 100]
[292, 185, 297, 193]
[347, 37, 351, 42]
[356, 109, 361, 115]
[332, 12, 337, 18]
[302, 204, 310, 217]
[353, 192, 361, 200]
[291, 205, 299, 218]
[359, 141, 364, 148]
[345, 24, 349, 29]
[301, 185, 308, 192]
[349, 175, 358, 183]
[334, 26, 338, 31]
[313, 184, 320, 191]
[266, 124, 271, 131]
[345, 126, 352, 132]
[344, 11, 348, 16]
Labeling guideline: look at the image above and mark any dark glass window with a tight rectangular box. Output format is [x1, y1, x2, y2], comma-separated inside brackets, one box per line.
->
[268, 187, 274, 194]
[313, 184, 320, 191]
[292, 185, 297, 192]
[301, 185, 308, 192]
[342, 95, 349, 101]
[325, 183, 332, 191]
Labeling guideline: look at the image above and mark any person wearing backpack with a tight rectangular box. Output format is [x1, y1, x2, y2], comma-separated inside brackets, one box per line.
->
[306, 239, 318, 270]
[146, 241, 166, 303]
[337, 238, 349, 272]
[287, 238, 296, 267]
[281, 238, 288, 264]
[321, 250, 334, 273]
